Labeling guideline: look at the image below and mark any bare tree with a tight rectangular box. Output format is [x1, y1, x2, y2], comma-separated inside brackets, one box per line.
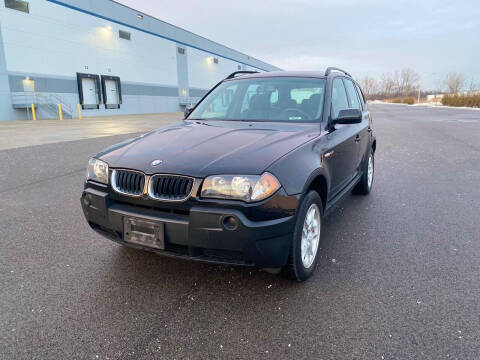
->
[358, 76, 379, 99]
[380, 72, 396, 98]
[360, 69, 422, 99]
[392, 70, 401, 96]
[444, 73, 465, 94]
[433, 79, 444, 94]
[467, 77, 477, 93]
[399, 68, 420, 96]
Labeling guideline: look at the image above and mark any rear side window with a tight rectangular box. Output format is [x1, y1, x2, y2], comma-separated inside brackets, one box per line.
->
[344, 79, 361, 110]
[331, 79, 349, 118]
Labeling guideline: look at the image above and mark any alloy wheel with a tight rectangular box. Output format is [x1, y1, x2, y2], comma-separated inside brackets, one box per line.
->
[300, 204, 321, 268]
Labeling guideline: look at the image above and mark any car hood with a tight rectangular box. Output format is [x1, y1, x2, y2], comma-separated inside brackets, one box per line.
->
[98, 120, 319, 177]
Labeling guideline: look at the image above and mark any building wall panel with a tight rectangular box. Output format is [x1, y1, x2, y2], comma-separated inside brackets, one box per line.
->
[188, 47, 243, 90]
[0, 0, 178, 85]
[0, 22, 17, 120]
[0, 0, 279, 120]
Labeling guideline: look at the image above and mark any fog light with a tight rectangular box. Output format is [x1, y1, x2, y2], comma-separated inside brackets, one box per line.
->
[83, 193, 91, 207]
[222, 216, 238, 231]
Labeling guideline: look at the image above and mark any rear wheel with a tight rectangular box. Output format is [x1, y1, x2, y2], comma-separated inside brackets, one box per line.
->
[353, 149, 374, 195]
[283, 190, 323, 282]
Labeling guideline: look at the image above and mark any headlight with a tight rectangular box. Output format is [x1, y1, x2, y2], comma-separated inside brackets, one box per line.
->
[86, 158, 109, 184]
[201, 172, 280, 202]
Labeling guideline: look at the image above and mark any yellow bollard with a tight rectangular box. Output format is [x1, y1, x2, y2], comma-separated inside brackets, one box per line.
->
[58, 104, 63, 120]
[77, 104, 82, 120]
[31, 104, 36, 121]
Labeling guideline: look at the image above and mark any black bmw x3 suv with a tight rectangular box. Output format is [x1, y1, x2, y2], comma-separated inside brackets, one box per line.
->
[81, 68, 376, 281]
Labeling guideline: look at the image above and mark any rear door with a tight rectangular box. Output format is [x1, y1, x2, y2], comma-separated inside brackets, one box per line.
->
[356, 83, 372, 166]
[325, 78, 359, 197]
[344, 79, 370, 171]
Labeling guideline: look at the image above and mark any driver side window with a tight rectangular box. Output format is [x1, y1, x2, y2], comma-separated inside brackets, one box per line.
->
[331, 79, 349, 119]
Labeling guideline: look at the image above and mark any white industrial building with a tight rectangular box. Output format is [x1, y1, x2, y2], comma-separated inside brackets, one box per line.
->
[0, 0, 280, 121]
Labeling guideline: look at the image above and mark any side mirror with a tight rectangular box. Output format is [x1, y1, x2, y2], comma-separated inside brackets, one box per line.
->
[333, 109, 362, 124]
[184, 106, 193, 119]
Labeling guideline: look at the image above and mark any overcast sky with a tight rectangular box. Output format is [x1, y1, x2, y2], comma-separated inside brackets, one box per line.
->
[117, 0, 479, 90]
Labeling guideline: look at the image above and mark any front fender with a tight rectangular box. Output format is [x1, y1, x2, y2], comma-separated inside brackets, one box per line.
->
[266, 138, 331, 196]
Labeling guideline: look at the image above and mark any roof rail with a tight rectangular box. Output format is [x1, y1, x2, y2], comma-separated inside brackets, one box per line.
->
[225, 71, 259, 79]
[325, 67, 351, 77]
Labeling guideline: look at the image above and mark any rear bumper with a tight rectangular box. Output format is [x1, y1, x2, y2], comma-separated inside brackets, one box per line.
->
[81, 187, 296, 268]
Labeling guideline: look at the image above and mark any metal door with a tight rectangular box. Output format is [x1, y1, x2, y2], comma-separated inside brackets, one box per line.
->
[105, 79, 119, 105]
[325, 78, 359, 197]
[82, 78, 97, 105]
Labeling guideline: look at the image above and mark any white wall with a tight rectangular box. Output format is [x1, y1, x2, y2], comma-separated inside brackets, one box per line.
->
[187, 47, 245, 89]
[0, 0, 278, 120]
[0, 0, 178, 85]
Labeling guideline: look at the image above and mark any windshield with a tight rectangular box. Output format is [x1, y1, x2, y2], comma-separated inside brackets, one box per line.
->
[188, 77, 326, 122]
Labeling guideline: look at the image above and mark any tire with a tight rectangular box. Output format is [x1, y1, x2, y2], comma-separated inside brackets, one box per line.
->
[353, 149, 374, 195]
[283, 190, 323, 282]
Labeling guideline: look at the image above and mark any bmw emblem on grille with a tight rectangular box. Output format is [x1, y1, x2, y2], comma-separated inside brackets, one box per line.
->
[151, 159, 164, 166]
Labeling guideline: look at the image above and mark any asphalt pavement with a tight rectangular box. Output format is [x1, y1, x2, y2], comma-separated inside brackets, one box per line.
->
[0, 112, 181, 151]
[1, 104, 479, 359]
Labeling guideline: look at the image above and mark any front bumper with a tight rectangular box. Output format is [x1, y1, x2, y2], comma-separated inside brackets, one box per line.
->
[81, 186, 297, 268]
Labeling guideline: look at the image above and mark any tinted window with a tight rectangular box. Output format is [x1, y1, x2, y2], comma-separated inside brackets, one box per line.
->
[199, 83, 238, 119]
[189, 77, 326, 122]
[240, 84, 261, 113]
[344, 79, 361, 110]
[331, 79, 349, 118]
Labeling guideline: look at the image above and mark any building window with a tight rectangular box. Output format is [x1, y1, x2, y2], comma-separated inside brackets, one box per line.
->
[4, 0, 29, 13]
[119, 30, 131, 40]
[177, 47, 185, 55]
[238, 65, 241, 70]
[213, 58, 219, 64]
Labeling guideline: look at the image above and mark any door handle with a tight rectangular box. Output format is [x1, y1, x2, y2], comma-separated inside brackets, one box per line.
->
[355, 134, 361, 143]
[324, 150, 335, 158]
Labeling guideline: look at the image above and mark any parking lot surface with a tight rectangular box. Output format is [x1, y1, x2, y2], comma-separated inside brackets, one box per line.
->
[1, 104, 479, 359]
[0, 112, 181, 151]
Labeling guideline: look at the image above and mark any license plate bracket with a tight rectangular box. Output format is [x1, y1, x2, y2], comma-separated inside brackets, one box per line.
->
[124, 217, 165, 250]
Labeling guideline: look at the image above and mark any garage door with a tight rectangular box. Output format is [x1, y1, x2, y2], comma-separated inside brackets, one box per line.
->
[82, 78, 97, 105]
[105, 79, 119, 105]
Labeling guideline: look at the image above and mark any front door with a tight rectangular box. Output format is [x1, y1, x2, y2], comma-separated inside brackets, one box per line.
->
[325, 78, 358, 198]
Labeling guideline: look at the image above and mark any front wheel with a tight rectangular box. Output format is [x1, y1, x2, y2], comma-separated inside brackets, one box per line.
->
[283, 190, 323, 282]
[353, 149, 374, 195]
